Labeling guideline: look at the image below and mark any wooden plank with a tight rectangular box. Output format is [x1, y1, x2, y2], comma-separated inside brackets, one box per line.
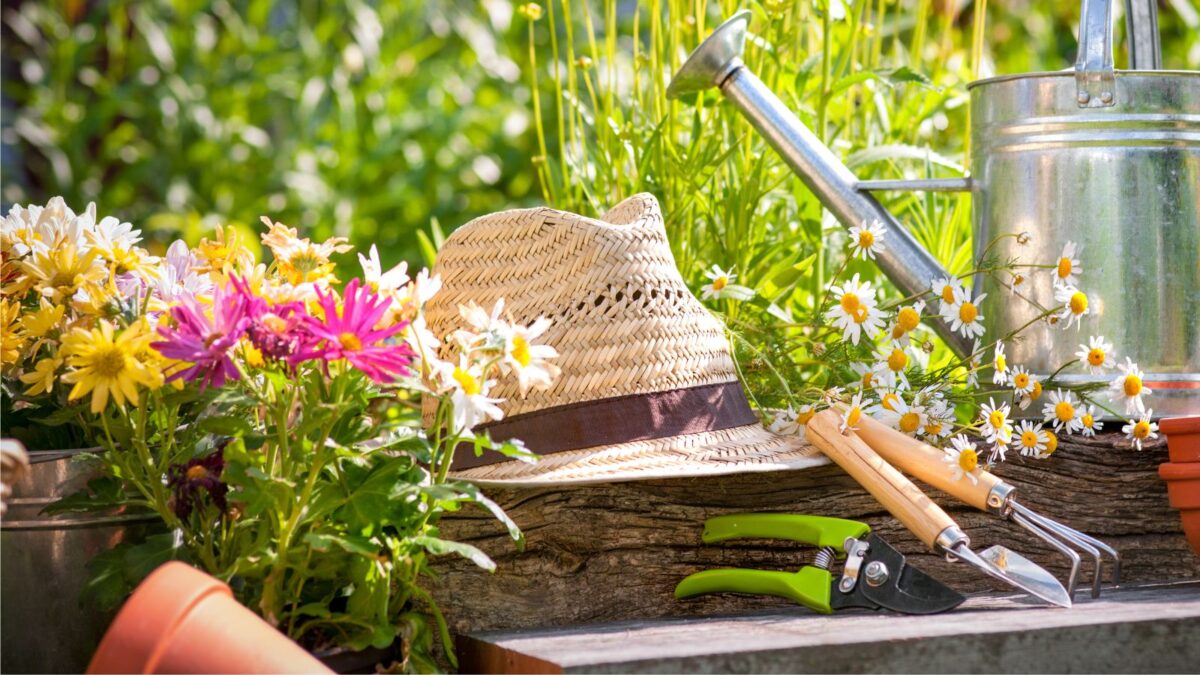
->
[459, 582, 1200, 674]
[432, 431, 1200, 635]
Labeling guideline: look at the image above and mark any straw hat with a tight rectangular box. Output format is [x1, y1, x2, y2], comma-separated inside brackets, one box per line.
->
[424, 193, 826, 485]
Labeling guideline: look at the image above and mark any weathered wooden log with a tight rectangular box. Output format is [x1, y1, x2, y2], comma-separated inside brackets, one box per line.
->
[431, 432, 1199, 634]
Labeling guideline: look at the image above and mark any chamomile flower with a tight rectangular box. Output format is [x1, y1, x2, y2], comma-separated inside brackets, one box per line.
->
[930, 277, 965, 312]
[60, 319, 163, 414]
[358, 244, 411, 298]
[1043, 430, 1059, 456]
[979, 398, 1013, 447]
[888, 300, 925, 344]
[877, 389, 903, 413]
[940, 286, 987, 339]
[701, 265, 755, 301]
[1054, 284, 1090, 329]
[1079, 404, 1104, 437]
[920, 399, 954, 441]
[825, 274, 885, 345]
[1010, 365, 1034, 396]
[1012, 420, 1050, 458]
[1122, 410, 1159, 451]
[850, 361, 877, 390]
[1018, 376, 1044, 411]
[1110, 357, 1152, 414]
[944, 435, 981, 484]
[439, 356, 505, 434]
[840, 393, 868, 433]
[848, 220, 887, 261]
[991, 342, 1009, 385]
[502, 317, 560, 395]
[1042, 389, 1083, 434]
[874, 397, 926, 436]
[1054, 241, 1083, 287]
[871, 342, 913, 390]
[768, 407, 808, 440]
[1075, 335, 1115, 375]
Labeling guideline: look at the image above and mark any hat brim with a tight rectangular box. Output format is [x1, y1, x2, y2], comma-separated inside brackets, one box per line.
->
[449, 423, 828, 487]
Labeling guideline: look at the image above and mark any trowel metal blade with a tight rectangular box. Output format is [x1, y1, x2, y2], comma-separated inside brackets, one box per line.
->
[950, 543, 1072, 608]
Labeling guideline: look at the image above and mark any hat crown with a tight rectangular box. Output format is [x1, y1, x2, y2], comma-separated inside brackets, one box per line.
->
[426, 194, 738, 418]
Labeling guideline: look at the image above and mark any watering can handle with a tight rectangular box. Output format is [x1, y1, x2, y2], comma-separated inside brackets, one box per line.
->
[1075, 0, 1161, 108]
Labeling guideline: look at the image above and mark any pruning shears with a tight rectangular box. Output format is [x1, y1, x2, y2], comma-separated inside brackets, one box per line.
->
[674, 514, 964, 615]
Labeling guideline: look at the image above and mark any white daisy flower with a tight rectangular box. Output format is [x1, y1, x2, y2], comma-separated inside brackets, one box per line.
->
[358, 244, 411, 296]
[887, 300, 926, 345]
[1010, 365, 1034, 396]
[851, 361, 877, 390]
[1012, 420, 1050, 458]
[991, 342, 1009, 385]
[979, 398, 1013, 447]
[701, 265, 755, 301]
[503, 317, 561, 395]
[1008, 271, 1027, 295]
[1054, 284, 1090, 329]
[1110, 357, 1152, 415]
[1054, 241, 1083, 287]
[825, 274, 886, 345]
[841, 393, 868, 434]
[1122, 409, 1159, 451]
[930, 276, 965, 312]
[876, 389, 903, 414]
[872, 396, 926, 436]
[871, 342, 913, 391]
[823, 386, 846, 404]
[940, 286, 987, 339]
[920, 399, 954, 441]
[1042, 389, 1083, 434]
[848, 220, 887, 261]
[1079, 404, 1104, 438]
[1075, 335, 1115, 375]
[455, 299, 512, 351]
[769, 406, 812, 441]
[439, 356, 505, 434]
[943, 435, 981, 484]
[1018, 375, 1044, 411]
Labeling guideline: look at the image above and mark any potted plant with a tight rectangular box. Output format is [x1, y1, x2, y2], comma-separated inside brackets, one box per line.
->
[1159, 417, 1200, 557]
[2, 198, 556, 671]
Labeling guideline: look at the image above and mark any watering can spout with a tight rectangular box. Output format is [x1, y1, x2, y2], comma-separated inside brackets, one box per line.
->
[668, 11, 973, 357]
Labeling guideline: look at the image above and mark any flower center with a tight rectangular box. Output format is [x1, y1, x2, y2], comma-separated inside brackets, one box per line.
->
[840, 292, 860, 315]
[959, 302, 978, 324]
[857, 231, 875, 249]
[452, 366, 480, 396]
[846, 406, 862, 427]
[263, 314, 289, 334]
[924, 421, 943, 436]
[93, 346, 127, 378]
[941, 285, 956, 304]
[887, 348, 908, 373]
[712, 276, 728, 291]
[852, 306, 870, 324]
[511, 336, 532, 367]
[1055, 401, 1075, 422]
[1133, 420, 1152, 439]
[1021, 430, 1040, 448]
[1069, 291, 1088, 315]
[1088, 348, 1105, 366]
[861, 370, 874, 388]
[1044, 432, 1058, 453]
[899, 412, 921, 433]
[204, 330, 225, 348]
[1082, 413, 1094, 429]
[338, 332, 363, 352]
[797, 408, 815, 425]
[897, 307, 920, 332]
[994, 354, 1007, 373]
[958, 449, 978, 472]
[989, 410, 1006, 429]
[185, 465, 209, 481]
[1123, 374, 1142, 397]
[1030, 381, 1043, 400]
[881, 393, 900, 411]
[1057, 257, 1072, 279]
[1014, 372, 1029, 388]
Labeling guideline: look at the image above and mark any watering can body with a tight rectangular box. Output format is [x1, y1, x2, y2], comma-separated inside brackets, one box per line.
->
[668, 1, 1200, 416]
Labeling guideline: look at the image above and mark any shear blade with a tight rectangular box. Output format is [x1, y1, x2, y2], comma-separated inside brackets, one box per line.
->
[832, 534, 964, 614]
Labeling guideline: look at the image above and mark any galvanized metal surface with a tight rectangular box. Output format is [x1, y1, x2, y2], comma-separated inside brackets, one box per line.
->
[970, 70, 1200, 417]
[0, 450, 160, 674]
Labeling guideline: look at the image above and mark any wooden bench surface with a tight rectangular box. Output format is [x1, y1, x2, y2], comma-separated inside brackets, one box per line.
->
[459, 582, 1200, 673]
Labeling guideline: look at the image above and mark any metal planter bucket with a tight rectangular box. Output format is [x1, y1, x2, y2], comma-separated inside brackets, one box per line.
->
[0, 449, 160, 674]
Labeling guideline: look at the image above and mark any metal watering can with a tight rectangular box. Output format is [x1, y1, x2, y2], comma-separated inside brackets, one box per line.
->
[668, 1, 1200, 416]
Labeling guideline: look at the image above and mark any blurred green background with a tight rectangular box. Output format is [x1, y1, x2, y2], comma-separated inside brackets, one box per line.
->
[3, 0, 1197, 269]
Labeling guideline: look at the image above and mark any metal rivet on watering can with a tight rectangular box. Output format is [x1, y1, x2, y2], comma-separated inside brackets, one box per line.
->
[1077, 91, 1091, 104]
[1100, 90, 1114, 104]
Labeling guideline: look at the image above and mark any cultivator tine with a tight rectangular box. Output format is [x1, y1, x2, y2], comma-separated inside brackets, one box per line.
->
[1010, 500, 1121, 598]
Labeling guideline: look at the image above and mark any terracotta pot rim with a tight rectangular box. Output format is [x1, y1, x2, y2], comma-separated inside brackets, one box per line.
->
[1159, 461, 1200, 480]
[1160, 416, 1200, 436]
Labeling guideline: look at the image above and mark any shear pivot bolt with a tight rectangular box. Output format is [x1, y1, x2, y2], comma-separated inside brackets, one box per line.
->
[864, 561, 889, 587]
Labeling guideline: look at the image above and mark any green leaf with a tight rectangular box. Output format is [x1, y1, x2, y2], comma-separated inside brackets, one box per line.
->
[32, 403, 89, 427]
[197, 415, 253, 437]
[303, 532, 381, 558]
[411, 535, 495, 572]
[879, 66, 933, 87]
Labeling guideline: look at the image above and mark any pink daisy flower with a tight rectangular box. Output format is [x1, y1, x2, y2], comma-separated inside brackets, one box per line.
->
[153, 280, 252, 390]
[229, 277, 315, 364]
[295, 279, 414, 383]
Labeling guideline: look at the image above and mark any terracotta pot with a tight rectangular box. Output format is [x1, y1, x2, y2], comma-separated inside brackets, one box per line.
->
[87, 562, 332, 674]
[1161, 416, 1200, 463]
[1159, 461, 1200, 558]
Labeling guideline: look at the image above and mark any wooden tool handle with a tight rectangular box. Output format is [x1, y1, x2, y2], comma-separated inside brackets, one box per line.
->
[807, 410, 956, 549]
[855, 415, 1003, 512]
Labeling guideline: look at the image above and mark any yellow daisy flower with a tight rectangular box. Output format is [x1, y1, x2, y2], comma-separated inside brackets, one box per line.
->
[60, 319, 163, 413]
[20, 357, 62, 396]
[1, 298, 26, 367]
[259, 217, 352, 287]
[194, 224, 255, 280]
[20, 243, 106, 304]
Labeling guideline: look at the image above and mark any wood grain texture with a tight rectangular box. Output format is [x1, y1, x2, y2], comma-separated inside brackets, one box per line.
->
[807, 410, 955, 547]
[430, 431, 1199, 635]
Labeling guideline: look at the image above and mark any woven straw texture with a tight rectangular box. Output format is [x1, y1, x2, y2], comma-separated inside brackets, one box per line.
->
[424, 193, 824, 485]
